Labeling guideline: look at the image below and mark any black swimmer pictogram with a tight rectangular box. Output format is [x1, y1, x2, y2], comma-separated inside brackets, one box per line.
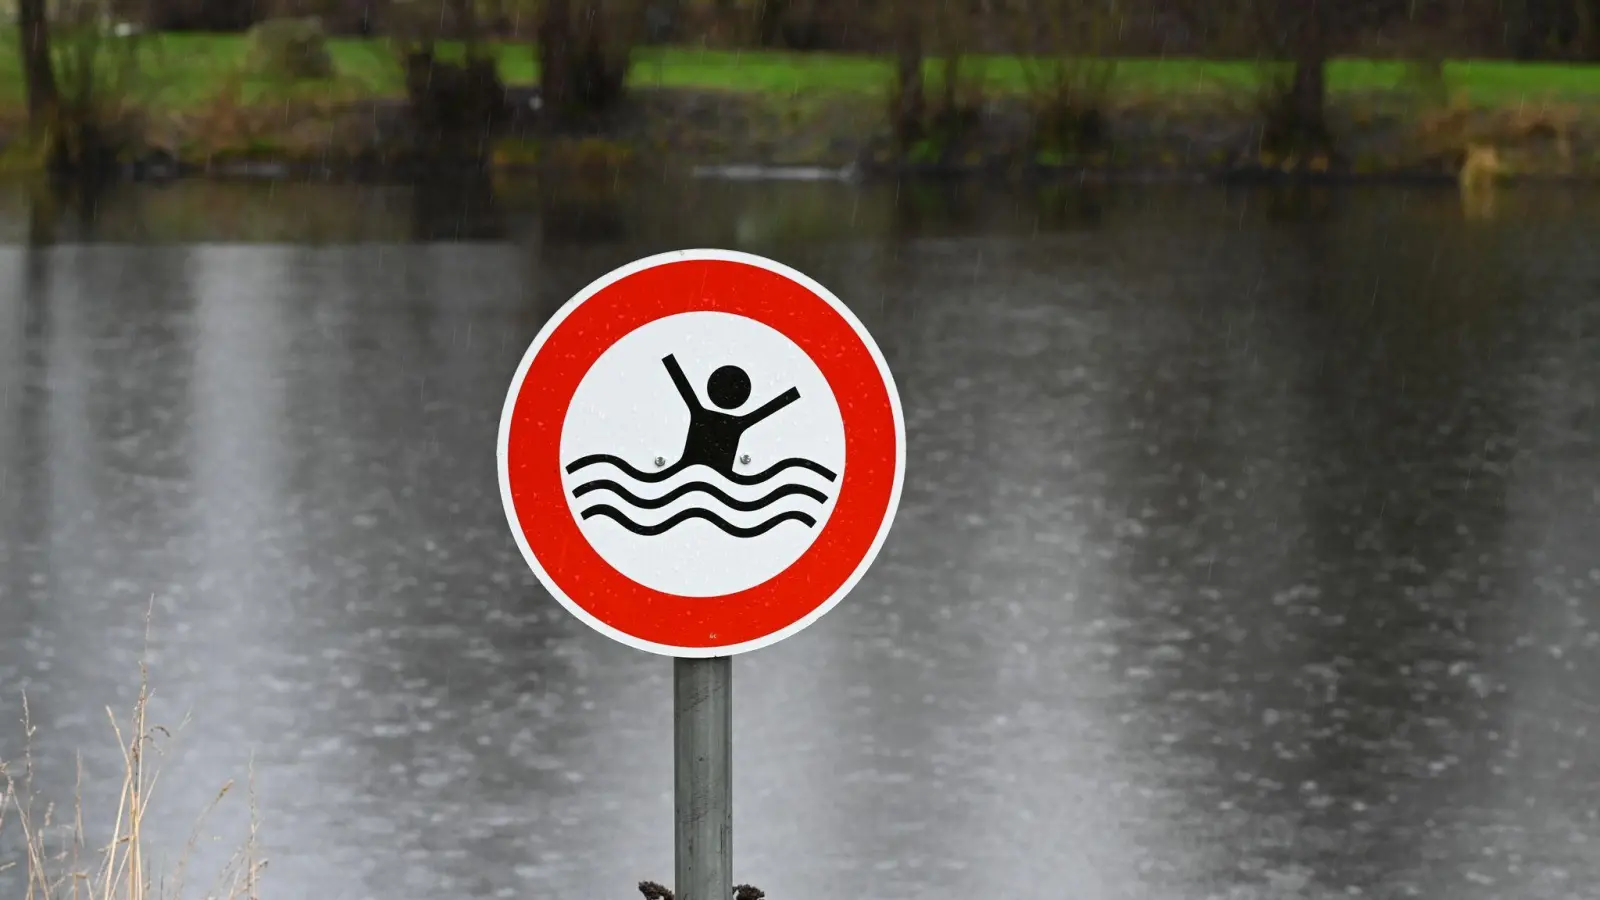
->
[564, 354, 838, 538]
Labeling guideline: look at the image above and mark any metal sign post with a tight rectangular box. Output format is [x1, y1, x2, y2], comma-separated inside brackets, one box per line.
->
[674, 657, 733, 900]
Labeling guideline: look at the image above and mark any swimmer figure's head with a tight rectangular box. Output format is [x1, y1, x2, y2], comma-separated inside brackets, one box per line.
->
[706, 365, 752, 409]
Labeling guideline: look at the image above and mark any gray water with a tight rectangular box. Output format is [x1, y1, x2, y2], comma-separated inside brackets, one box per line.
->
[1, 178, 1598, 900]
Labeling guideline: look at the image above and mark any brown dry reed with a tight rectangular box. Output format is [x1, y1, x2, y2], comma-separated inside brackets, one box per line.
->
[0, 608, 265, 900]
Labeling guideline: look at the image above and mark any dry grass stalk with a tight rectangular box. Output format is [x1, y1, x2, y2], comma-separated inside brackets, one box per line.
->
[0, 606, 265, 899]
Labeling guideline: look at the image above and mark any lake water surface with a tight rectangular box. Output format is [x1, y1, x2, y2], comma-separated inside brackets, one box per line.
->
[1, 177, 1598, 900]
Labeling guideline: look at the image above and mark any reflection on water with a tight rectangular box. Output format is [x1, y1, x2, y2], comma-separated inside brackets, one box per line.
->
[1, 177, 1598, 900]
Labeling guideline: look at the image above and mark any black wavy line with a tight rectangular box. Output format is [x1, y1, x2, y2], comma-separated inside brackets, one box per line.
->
[564, 454, 838, 485]
[579, 505, 816, 537]
[572, 479, 828, 511]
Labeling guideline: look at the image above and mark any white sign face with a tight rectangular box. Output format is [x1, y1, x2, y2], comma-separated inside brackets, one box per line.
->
[559, 311, 847, 597]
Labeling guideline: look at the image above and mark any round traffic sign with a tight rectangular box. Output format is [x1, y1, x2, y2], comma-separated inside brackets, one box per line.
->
[497, 249, 905, 657]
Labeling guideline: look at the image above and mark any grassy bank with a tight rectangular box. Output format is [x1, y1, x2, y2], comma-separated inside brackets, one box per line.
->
[5, 29, 1600, 108]
[1, 28, 1599, 180]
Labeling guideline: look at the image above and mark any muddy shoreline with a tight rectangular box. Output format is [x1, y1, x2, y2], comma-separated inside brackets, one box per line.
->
[13, 86, 1600, 186]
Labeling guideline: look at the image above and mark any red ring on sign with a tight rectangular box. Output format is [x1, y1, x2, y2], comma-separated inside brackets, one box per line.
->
[503, 257, 898, 652]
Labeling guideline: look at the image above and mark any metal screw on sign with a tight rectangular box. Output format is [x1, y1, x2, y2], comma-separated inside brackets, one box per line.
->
[498, 249, 905, 900]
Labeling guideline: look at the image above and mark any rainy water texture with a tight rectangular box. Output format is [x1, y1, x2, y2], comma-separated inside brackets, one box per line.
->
[1, 178, 1599, 900]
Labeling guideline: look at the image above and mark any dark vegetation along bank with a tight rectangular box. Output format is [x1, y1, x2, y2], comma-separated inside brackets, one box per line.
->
[5, 0, 1600, 185]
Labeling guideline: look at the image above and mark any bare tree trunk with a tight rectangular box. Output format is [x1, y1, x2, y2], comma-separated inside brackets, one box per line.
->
[754, 0, 783, 46]
[448, 0, 480, 44]
[18, 0, 59, 127]
[890, 1, 923, 152]
[1289, 51, 1326, 143]
[1287, 2, 1329, 149]
[539, 0, 573, 114]
[1577, 0, 1599, 59]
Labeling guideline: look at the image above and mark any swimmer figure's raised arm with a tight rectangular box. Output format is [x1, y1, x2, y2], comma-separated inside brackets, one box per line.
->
[662, 355, 702, 412]
[741, 386, 800, 427]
